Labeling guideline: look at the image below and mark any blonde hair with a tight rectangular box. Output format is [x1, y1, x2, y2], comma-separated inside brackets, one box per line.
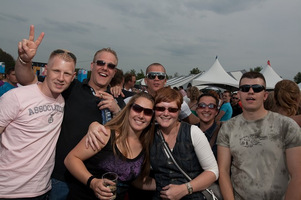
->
[49, 49, 76, 64]
[93, 48, 118, 65]
[274, 80, 301, 116]
[187, 86, 200, 101]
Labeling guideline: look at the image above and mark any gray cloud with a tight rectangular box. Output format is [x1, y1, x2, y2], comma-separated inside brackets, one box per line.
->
[0, 0, 300, 80]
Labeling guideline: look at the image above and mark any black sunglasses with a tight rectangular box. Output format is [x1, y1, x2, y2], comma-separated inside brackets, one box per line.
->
[53, 49, 77, 63]
[131, 103, 154, 116]
[239, 84, 265, 93]
[146, 72, 166, 80]
[197, 103, 217, 109]
[94, 60, 116, 70]
[155, 106, 179, 113]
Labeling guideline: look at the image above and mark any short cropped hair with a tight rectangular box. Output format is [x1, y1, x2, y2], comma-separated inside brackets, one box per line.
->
[146, 63, 166, 74]
[239, 71, 266, 87]
[93, 48, 118, 65]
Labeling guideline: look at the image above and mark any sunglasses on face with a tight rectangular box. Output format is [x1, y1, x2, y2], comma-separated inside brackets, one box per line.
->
[94, 60, 116, 70]
[155, 106, 179, 113]
[53, 49, 77, 63]
[146, 72, 166, 80]
[239, 84, 265, 93]
[131, 103, 154, 116]
[197, 103, 217, 109]
[232, 97, 239, 100]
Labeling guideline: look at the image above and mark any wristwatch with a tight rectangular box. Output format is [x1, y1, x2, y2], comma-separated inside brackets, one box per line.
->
[186, 182, 193, 194]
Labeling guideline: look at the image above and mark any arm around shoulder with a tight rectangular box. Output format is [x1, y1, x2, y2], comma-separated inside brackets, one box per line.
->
[64, 131, 110, 185]
[182, 113, 200, 125]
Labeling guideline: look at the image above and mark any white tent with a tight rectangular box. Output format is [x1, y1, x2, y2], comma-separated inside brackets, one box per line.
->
[228, 70, 247, 81]
[135, 78, 146, 86]
[260, 60, 282, 90]
[166, 73, 203, 88]
[192, 58, 239, 88]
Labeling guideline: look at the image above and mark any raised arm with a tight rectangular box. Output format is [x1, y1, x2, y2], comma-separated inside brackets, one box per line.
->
[15, 25, 45, 85]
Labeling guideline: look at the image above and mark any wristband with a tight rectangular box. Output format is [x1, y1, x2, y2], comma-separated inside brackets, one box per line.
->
[18, 56, 29, 65]
[186, 182, 193, 194]
[87, 175, 96, 188]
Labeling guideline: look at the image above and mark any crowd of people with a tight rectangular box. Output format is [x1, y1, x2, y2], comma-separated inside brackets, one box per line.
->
[0, 25, 301, 200]
[0, 65, 18, 96]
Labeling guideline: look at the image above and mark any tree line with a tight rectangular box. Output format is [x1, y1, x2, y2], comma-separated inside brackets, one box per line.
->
[1, 48, 301, 84]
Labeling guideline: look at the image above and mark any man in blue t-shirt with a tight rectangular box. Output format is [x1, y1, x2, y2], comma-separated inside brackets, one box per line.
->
[0, 67, 18, 96]
[216, 90, 233, 122]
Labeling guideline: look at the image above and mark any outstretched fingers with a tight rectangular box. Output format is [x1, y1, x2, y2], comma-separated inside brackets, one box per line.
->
[28, 25, 35, 41]
[35, 31, 45, 47]
[18, 25, 45, 62]
[28, 24, 45, 48]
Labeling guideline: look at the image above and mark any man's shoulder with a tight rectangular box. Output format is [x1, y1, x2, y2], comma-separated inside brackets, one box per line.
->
[121, 89, 135, 99]
[62, 79, 87, 97]
[268, 111, 300, 127]
[221, 114, 242, 126]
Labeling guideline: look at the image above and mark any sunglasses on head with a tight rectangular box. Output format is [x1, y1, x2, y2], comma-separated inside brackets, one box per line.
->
[131, 103, 154, 116]
[239, 84, 265, 93]
[146, 72, 166, 80]
[53, 49, 77, 62]
[94, 60, 116, 70]
[197, 103, 217, 109]
[155, 106, 179, 113]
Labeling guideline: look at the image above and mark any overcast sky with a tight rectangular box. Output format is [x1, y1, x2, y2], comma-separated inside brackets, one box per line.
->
[1, 0, 300, 80]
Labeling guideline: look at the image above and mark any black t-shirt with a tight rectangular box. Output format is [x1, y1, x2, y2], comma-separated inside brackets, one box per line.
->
[51, 79, 125, 182]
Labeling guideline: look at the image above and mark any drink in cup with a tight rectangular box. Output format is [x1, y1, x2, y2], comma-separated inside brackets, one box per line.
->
[102, 172, 118, 199]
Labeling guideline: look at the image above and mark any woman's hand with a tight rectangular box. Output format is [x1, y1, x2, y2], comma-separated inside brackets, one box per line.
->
[160, 184, 187, 200]
[90, 178, 116, 200]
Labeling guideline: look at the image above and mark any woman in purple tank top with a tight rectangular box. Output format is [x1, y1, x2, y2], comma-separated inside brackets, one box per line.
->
[65, 92, 155, 200]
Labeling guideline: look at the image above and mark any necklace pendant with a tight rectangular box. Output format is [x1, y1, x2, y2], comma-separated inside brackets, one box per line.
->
[48, 115, 54, 123]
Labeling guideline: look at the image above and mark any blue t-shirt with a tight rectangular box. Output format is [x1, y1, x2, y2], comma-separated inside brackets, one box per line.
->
[220, 102, 233, 121]
[0, 82, 16, 96]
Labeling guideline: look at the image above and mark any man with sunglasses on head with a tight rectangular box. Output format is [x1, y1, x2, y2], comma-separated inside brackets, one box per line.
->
[125, 63, 200, 125]
[14, 25, 125, 200]
[217, 71, 301, 200]
[0, 28, 77, 199]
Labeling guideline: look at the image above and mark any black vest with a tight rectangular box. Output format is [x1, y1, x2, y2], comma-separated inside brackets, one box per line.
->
[150, 122, 205, 199]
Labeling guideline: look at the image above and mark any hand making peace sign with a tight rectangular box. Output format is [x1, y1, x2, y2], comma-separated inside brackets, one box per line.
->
[17, 25, 45, 63]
